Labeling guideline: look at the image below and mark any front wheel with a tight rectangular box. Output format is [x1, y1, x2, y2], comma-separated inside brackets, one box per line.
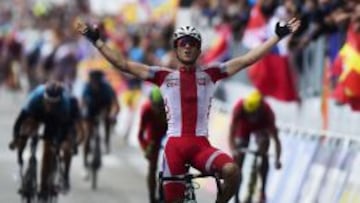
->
[51, 195, 58, 203]
[20, 167, 37, 203]
[90, 133, 101, 190]
[22, 196, 35, 203]
[91, 168, 97, 190]
[245, 158, 258, 203]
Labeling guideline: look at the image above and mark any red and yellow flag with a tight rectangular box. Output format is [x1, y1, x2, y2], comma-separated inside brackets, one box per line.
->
[332, 24, 360, 111]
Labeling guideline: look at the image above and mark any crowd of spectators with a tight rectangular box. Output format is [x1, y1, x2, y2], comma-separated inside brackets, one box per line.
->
[0, 0, 358, 99]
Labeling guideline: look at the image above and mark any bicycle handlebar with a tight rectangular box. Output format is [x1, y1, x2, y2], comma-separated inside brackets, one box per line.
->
[160, 172, 219, 181]
[158, 165, 223, 201]
[16, 134, 62, 165]
[160, 163, 221, 181]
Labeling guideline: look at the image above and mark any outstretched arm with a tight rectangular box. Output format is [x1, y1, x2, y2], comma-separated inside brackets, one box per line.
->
[229, 102, 242, 155]
[224, 18, 301, 77]
[75, 19, 151, 80]
[270, 129, 282, 169]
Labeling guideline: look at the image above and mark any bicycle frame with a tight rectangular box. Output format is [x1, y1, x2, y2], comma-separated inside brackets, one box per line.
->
[158, 165, 222, 203]
[53, 144, 66, 191]
[245, 153, 260, 203]
[19, 136, 38, 203]
[88, 118, 102, 190]
[42, 139, 65, 203]
[237, 148, 265, 203]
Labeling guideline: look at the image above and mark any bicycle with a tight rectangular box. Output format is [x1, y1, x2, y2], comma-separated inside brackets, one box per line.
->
[38, 137, 67, 203]
[237, 148, 267, 203]
[158, 164, 222, 203]
[18, 136, 38, 203]
[86, 117, 102, 190]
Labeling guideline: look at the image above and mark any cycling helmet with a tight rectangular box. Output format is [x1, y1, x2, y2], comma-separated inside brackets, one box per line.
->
[150, 87, 163, 104]
[173, 26, 202, 47]
[243, 90, 262, 113]
[89, 70, 105, 82]
[44, 81, 64, 102]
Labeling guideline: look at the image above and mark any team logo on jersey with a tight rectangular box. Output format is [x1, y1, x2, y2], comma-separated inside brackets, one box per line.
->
[166, 78, 179, 87]
[197, 78, 207, 86]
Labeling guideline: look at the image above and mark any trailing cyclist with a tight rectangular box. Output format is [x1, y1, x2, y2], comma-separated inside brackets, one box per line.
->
[81, 69, 120, 170]
[76, 17, 300, 203]
[138, 87, 167, 203]
[229, 90, 282, 203]
[8, 81, 77, 198]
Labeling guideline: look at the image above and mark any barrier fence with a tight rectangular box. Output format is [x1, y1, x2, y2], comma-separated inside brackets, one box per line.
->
[208, 102, 360, 203]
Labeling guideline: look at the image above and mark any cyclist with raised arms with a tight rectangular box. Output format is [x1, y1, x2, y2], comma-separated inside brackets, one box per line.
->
[8, 81, 74, 197]
[76, 18, 300, 203]
[138, 87, 167, 203]
[229, 90, 282, 203]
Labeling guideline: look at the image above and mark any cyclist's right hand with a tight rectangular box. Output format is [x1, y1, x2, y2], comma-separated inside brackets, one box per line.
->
[107, 115, 117, 125]
[75, 18, 100, 44]
[8, 140, 17, 150]
[275, 160, 282, 170]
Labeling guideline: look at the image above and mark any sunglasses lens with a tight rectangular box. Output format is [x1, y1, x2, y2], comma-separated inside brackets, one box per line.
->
[177, 37, 199, 48]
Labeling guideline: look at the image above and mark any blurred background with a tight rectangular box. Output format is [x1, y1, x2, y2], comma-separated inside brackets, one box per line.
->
[0, 0, 359, 203]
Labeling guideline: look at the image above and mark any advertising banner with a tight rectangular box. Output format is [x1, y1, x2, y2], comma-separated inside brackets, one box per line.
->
[268, 135, 318, 203]
[298, 141, 334, 203]
[318, 141, 350, 203]
[338, 150, 360, 203]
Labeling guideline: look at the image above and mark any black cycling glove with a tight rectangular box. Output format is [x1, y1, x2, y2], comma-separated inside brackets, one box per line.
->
[82, 24, 100, 44]
[275, 22, 292, 39]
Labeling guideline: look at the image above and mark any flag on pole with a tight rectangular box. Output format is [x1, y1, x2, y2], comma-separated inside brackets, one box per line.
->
[332, 24, 360, 111]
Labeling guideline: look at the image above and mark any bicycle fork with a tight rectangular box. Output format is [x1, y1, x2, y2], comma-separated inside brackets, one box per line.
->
[184, 176, 196, 202]
[91, 134, 102, 169]
[245, 156, 258, 203]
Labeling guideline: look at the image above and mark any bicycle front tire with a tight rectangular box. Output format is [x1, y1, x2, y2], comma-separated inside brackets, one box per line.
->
[91, 168, 98, 190]
[22, 195, 35, 203]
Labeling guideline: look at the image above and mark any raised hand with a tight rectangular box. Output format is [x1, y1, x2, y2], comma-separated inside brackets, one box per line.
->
[275, 18, 301, 39]
[74, 18, 100, 44]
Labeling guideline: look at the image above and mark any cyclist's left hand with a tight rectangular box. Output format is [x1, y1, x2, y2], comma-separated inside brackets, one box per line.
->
[145, 142, 155, 160]
[275, 160, 282, 170]
[108, 115, 117, 125]
[275, 18, 301, 39]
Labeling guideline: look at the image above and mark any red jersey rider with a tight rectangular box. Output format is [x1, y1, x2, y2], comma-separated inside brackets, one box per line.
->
[229, 90, 282, 203]
[138, 87, 167, 203]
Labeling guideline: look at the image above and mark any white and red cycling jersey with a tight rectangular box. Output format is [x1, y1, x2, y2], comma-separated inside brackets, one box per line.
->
[146, 63, 228, 137]
[146, 63, 234, 202]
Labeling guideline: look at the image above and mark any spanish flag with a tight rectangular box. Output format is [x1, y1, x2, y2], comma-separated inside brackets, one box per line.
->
[332, 24, 360, 111]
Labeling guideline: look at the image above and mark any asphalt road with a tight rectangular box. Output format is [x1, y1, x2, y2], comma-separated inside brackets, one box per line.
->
[0, 88, 218, 203]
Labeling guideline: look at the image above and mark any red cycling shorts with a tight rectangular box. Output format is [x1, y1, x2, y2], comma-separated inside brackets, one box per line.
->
[161, 136, 233, 202]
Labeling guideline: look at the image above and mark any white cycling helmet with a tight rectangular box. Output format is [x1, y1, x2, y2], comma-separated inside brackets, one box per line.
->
[173, 26, 202, 46]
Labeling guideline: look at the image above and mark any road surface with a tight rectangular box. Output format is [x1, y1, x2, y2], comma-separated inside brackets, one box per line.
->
[0, 88, 218, 203]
